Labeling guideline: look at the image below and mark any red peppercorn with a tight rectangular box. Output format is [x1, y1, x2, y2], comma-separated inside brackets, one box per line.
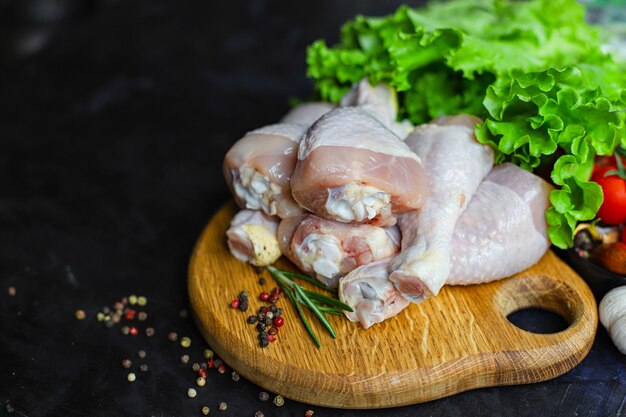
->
[260, 307, 269, 314]
[267, 334, 276, 342]
[217, 365, 226, 374]
[129, 326, 138, 336]
[198, 368, 208, 379]
[208, 358, 214, 368]
[273, 317, 284, 327]
[125, 309, 136, 320]
[231, 299, 240, 309]
[259, 292, 269, 301]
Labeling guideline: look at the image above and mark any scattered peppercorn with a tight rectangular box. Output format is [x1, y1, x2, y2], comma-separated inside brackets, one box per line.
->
[129, 326, 138, 336]
[201, 406, 210, 415]
[137, 296, 147, 306]
[137, 350, 146, 359]
[247, 315, 258, 324]
[231, 299, 240, 309]
[203, 349, 214, 359]
[273, 395, 285, 407]
[231, 371, 240, 382]
[198, 368, 208, 379]
[75, 310, 86, 320]
[268, 327, 278, 336]
[218, 402, 227, 411]
[258, 392, 269, 401]
[188, 388, 197, 398]
[138, 311, 148, 321]
[192, 363, 201, 372]
[129, 295, 138, 305]
[145, 327, 155, 337]
[214, 359, 223, 368]
[305, 410, 315, 417]
[180, 355, 190, 364]
[168, 332, 178, 342]
[180, 309, 189, 318]
[259, 338, 269, 348]
[273, 317, 285, 327]
[127, 372, 136, 382]
[197, 377, 206, 387]
[125, 309, 136, 320]
[256, 322, 266, 332]
[122, 359, 132, 369]
[217, 365, 226, 374]
[180, 337, 191, 348]
[200, 362, 208, 369]
[259, 292, 269, 301]
[267, 335, 276, 343]
[121, 326, 130, 335]
[139, 364, 149, 372]
[5, 403, 15, 413]
[97, 312, 105, 322]
[7, 286, 16, 296]
[259, 277, 266, 285]
[266, 311, 274, 320]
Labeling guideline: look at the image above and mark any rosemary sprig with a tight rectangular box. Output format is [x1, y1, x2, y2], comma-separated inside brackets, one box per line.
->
[266, 265, 352, 347]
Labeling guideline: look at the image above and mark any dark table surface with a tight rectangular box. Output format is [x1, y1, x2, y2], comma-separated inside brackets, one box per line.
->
[1, 1, 625, 416]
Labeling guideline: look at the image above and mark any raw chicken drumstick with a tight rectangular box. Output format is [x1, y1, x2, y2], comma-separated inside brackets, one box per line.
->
[389, 115, 494, 303]
[342, 163, 552, 328]
[226, 210, 281, 267]
[223, 103, 333, 219]
[339, 259, 409, 329]
[290, 107, 429, 227]
[277, 214, 400, 288]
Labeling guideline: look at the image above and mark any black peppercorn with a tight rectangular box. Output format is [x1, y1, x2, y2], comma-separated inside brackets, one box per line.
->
[256, 322, 266, 332]
[259, 338, 269, 348]
[247, 315, 258, 324]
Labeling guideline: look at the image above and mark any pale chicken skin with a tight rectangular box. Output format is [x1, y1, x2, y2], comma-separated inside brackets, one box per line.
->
[226, 210, 281, 266]
[389, 115, 494, 303]
[280, 102, 335, 126]
[448, 163, 552, 284]
[340, 78, 414, 139]
[277, 214, 400, 288]
[291, 108, 429, 227]
[339, 259, 409, 329]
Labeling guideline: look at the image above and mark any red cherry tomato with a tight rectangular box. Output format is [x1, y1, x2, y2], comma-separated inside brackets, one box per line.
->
[592, 165, 626, 225]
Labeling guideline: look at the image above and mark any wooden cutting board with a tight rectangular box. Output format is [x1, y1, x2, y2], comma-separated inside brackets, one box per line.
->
[188, 202, 597, 409]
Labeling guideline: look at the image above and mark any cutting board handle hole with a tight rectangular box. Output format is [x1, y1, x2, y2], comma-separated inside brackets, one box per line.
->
[494, 276, 582, 333]
[506, 308, 570, 334]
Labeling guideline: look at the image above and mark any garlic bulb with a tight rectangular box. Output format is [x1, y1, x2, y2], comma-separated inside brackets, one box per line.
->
[599, 286, 626, 355]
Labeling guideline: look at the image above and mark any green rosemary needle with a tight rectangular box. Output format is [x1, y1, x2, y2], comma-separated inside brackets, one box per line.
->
[266, 265, 352, 347]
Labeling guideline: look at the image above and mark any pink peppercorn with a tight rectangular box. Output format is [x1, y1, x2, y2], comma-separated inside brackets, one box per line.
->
[231, 299, 240, 309]
[129, 326, 138, 336]
[259, 292, 269, 301]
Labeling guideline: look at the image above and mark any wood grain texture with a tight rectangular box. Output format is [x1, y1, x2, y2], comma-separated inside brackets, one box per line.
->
[188, 202, 598, 409]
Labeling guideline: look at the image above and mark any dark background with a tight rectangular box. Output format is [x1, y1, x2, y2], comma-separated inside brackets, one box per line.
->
[0, 1, 625, 416]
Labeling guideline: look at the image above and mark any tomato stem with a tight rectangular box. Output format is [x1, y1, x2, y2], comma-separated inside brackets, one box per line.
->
[605, 147, 626, 180]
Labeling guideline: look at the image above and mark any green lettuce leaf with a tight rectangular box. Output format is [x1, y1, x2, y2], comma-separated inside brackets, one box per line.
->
[306, 0, 626, 248]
